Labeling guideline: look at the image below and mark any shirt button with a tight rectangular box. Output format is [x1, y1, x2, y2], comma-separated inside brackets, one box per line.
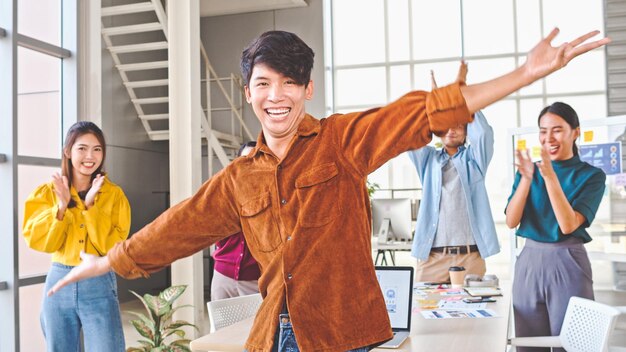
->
[281, 199, 287, 205]
[287, 273, 293, 280]
[80, 224, 84, 228]
[240, 253, 243, 257]
[287, 236, 292, 241]
[278, 165, 282, 169]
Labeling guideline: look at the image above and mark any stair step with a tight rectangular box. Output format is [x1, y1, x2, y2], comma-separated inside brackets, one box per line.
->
[139, 113, 169, 121]
[117, 61, 168, 71]
[147, 129, 243, 145]
[219, 143, 241, 150]
[205, 107, 243, 112]
[124, 79, 169, 88]
[109, 41, 168, 54]
[132, 97, 169, 104]
[101, 2, 154, 17]
[101, 22, 163, 36]
[212, 130, 243, 145]
[147, 130, 169, 141]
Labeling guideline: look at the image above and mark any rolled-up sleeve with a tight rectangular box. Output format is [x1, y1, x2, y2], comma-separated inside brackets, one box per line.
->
[425, 82, 472, 137]
[333, 82, 472, 175]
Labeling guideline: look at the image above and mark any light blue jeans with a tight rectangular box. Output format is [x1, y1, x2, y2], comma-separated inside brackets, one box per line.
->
[41, 263, 125, 352]
[271, 313, 370, 352]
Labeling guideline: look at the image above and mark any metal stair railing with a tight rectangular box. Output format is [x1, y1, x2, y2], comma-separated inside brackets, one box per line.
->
[200, 44, 253, 176]
[101, 0, 254, 176]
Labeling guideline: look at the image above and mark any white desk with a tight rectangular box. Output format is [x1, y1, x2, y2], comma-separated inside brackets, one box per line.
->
[191, 283, 511, 352]
[371, 238, 412, 266]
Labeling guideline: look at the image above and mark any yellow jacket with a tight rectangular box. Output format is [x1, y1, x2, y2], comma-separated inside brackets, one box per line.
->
[23, 178, 131, 266]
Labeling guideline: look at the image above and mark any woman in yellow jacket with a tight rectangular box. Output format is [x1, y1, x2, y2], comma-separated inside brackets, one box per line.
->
[23, 121, 130, 352]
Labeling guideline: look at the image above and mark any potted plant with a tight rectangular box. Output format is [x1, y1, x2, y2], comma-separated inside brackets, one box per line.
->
[126, 285, 197, 352]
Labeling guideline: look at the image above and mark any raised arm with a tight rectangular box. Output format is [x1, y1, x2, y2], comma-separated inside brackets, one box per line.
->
[461, 29, 610, 113]
[505, 149, 534, 228]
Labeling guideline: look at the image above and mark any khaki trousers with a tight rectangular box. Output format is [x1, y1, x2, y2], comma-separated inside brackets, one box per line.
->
[210, 270, 259, 300]
[414, 251, 486, 283]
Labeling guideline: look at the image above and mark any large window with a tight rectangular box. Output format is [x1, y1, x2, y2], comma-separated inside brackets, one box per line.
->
[326, 0, 607, 283]
[327, 0, 606, 220]
[0, 0, 77, 350]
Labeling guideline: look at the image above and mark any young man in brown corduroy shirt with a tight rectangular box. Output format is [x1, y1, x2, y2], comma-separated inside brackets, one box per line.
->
[49, 29, 609, 351]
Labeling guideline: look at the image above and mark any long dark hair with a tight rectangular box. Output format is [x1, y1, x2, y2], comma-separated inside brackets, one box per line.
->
[61, 121, 106, 208]
[538, 102, 580, 156]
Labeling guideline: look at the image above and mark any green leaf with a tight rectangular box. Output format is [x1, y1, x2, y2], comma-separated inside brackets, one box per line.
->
[170, 339, 191, 347]
[163, 329, 185, 339]
[167, 344, 191, 352]
[126, 311, 155, 331]
[158, 285, 187, 305]
[137, 340, 155, 348]
[125, 348, 147, 352]
[161, 304, 193, 323]
[130, 290, 158, 322]
[144, 294, 171, 317]
[164, 320, 197, 332]
[168, 340, 191, 352]
[149, 347, 167, 352]
[131, 319, 155, 340]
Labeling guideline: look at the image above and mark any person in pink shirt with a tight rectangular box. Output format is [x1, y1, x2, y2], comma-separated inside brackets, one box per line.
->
[210, 141, 261, 300]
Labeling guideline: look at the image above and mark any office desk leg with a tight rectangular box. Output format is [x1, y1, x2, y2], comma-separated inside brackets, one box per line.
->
[375, 250, 389, 266]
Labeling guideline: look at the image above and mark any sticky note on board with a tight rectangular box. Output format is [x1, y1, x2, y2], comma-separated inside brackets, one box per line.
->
[517, 140, 526, 150]
[532, 146, 542, 158]
[584, 130, 594, 142]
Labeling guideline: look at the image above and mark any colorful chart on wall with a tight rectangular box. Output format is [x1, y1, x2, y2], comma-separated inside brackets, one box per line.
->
[579, 142, 622, 175]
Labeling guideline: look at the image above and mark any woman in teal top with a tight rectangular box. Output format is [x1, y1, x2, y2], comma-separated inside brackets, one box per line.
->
[505, 102, 605, 352]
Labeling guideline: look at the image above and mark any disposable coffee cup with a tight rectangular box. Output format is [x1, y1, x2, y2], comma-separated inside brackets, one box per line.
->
[449, 266, 466, 288]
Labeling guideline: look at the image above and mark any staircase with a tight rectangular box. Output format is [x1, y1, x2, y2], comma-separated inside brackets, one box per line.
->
[101, 0, 254, 176]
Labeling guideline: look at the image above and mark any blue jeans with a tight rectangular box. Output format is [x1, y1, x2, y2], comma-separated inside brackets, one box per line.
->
[271, 313, 370, 352]
[41, 263, 125, 352]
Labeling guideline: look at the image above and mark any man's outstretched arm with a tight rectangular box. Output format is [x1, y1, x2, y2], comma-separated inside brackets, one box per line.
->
[48, 252, 110, 296]
[461, 28, 609, 113]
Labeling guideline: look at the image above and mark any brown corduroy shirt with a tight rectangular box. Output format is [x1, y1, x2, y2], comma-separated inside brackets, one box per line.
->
[108, 83, 472, 351]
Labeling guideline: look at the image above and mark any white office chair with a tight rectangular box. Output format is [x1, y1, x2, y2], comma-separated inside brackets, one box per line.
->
[510, 296, 621, 352]
[611, 306, 626, 351]
[207, 293, 263, 333]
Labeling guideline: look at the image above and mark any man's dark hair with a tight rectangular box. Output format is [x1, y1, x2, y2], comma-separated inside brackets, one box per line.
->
[238, 141, 257, 157]
[240, 30, 314, 87]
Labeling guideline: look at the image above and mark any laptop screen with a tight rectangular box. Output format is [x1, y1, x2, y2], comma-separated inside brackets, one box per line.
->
[375, 266, 414, 331]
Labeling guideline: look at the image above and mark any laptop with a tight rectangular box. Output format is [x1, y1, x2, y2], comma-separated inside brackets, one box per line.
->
[375, 266, 414, 348]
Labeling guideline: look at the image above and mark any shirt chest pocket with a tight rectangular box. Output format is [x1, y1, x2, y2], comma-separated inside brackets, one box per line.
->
[467, 160, 485, 185]
[240, 192, 282, 253]
[295, 162, 343, 228]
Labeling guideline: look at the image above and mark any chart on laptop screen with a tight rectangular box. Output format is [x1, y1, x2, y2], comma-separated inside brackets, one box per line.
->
[375, 267, 413, 329]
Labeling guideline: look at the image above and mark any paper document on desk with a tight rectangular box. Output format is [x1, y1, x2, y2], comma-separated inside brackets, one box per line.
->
[421, 309, 498, 319]
[438, 300, 487, 310]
